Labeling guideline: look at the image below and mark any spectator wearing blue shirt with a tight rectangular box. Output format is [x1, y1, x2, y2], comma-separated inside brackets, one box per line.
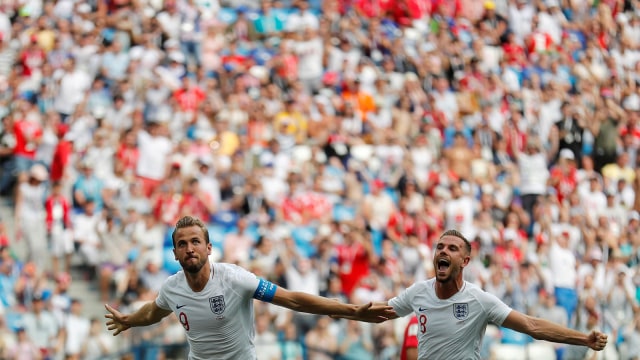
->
[72, 159, 104, 212]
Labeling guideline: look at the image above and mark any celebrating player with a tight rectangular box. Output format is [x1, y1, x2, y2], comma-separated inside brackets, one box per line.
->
[336, 229, 609, 360]
[105, 215, 395, 359]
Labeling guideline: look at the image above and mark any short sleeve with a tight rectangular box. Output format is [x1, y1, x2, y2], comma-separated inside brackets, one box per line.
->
[155, 282, 171, 310]
[479, 291, 512, 326]
[225, 264, 261, 296]
[389, 285, 416, 318]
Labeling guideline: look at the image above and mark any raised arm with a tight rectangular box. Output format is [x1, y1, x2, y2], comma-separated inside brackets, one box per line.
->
[104, 302, 172, 336]
[501, 310, 608, 351]
[270, 287, 396, 323]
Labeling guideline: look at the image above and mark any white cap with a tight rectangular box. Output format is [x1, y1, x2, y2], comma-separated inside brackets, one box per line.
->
[30, 164, 48, 181]
[168, 51, 185, 63]
[559, 148, 575, 160]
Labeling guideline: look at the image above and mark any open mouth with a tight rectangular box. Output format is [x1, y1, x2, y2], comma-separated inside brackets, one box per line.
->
[437, 259, 450, 272]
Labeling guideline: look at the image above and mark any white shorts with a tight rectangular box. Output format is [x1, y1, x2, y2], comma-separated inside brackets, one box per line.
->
[49, 229, 74, 257]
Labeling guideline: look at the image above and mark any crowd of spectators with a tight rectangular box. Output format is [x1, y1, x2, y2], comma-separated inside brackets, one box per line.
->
[0, 0, 639, 359]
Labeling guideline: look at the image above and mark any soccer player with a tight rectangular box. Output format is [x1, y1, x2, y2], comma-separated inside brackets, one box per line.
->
[104, 216, 395, 359]
[336, 229, 609, 360]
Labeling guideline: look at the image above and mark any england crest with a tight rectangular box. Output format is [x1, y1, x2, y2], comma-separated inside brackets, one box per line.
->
[453, 303, 469, 320]
[209, 295, 226, 315]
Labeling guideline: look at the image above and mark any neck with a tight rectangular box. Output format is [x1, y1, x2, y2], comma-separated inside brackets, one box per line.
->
[185, 261, 212, 292]
[435, 276, 464, 299]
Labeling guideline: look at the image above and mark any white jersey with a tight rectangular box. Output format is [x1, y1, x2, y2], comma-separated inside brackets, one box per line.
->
[389, 279, 512, 360]
[156, 263, 264, 360]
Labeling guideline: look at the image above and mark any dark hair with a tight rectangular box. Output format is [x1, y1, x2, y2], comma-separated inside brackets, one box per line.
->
[172, 216, 210, 247]
[440, 229, 471, 254]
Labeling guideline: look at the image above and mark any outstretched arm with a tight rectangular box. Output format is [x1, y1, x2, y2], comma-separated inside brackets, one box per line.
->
[104, 302, 172, 336]
[502, 310, 608, 351]
[270, 287, 396, 323]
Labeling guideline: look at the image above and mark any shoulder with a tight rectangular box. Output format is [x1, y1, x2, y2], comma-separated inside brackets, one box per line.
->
[162, 271, 185, 288]
[407, 278, 434, 294]
[464, 282, 504, 304]
[215, 262, 255, 279]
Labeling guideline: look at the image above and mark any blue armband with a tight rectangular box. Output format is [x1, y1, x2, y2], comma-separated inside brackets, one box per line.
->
[253, 278, 277, 302]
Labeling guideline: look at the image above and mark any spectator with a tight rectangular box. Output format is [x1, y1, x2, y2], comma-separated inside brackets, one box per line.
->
[61, 298, 91, 360]
[304, 316, 339, 360]
[21, 293, 59, 359]
[72, 159, 105, 211]
[5, 328, 40, 360]
[338, 320, 373, 360]
[96, 213, 130, 302]
[254, 312, 281, 360]
[80, 318, 115, 360]
[14, 164, 48, 263]
[45, 180, 73, 275]
[72, 200, 101, 280]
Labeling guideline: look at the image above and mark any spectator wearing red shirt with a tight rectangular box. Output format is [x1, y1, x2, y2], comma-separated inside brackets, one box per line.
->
[49, 124, 72, 183]
[45, 181, 73, 275]
[400, 315, 419, 360]
[115, 129, 139, 179]
[173, 75, 206, 113]
[335, 228, 373, 298]
[549, 149, 578, 204]
[12, 112, 43, 182]
[386, 196, 417, 244]
[18, 35, 45, 77]
[179, 177, 215, 224]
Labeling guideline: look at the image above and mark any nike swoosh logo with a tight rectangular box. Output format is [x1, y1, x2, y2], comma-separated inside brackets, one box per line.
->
[418, 307, 427, 312]
[176, 304, 186, 309]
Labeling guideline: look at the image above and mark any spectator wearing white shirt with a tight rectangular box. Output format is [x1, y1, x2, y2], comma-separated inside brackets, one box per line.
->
[53, 57, 91, 119]
[548, 231, 578, 323]
[21, 293, 59, 357]
[295, 27, 323, 95]
[61, 299, 91, 359]
[580, 175, 607, 226]
[513, 137, 550, 227]
[286, 1, 319, 33]
[73, 200, 102, 280]
[135, 121, 174, 197]
[131, 212, 165, 271]
[508, 0, 534, 42]
[444, 182, 475, 237]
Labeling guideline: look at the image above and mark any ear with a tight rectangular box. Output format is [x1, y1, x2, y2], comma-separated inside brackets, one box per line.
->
[207, 243, 212, 255]
[173, 248, 177, 261]
[461, 255, 471, 268]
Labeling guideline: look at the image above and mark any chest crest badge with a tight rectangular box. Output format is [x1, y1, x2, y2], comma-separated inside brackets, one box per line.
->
[453, 303, 469, 320]
[209, 295, 226, 315]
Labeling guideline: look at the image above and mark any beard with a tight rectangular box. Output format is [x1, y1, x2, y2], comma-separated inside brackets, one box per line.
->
[180, 256, 207, 274]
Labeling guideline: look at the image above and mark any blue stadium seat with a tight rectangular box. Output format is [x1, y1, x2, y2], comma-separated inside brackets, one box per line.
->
[4, 312, 23, 332]
[211, 210, 239, 231]
[207, 224, 226, 254]
[500, 327, 533, 345]
[245, 223, 261, 243]
[370, 229, 385, 256]
[163, 228, 174, 248]
[163, 248, 181, 274]
[217, 8, 238, 24]
[333, 203, 356, 222]
[385, 187, 400, 205]
[291, 226, 317, 257]
[271, 8, 290, 23]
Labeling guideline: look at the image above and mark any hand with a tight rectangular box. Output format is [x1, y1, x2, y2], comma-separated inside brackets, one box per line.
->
[346, 302, 397, 323]
[586, 330, 608, 351]
[105, 304, 130, 336]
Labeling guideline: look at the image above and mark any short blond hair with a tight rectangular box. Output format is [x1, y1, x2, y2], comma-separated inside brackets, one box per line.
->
[440, 229, 471, 254]
[171, 216, 210, 247]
